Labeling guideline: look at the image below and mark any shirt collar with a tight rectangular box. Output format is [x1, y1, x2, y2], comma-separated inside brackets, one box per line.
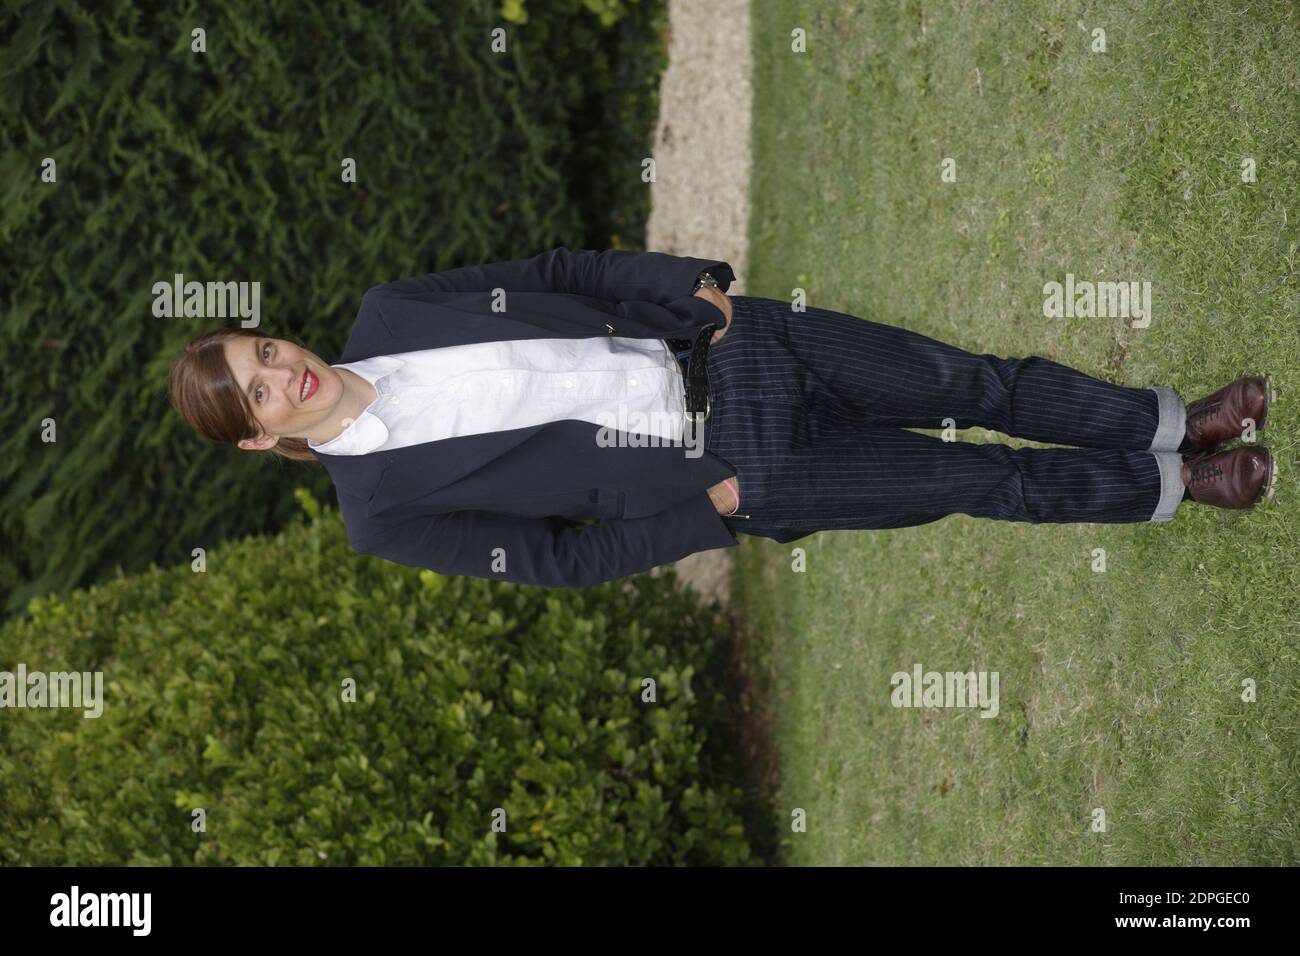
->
[307, 355, 405, 455]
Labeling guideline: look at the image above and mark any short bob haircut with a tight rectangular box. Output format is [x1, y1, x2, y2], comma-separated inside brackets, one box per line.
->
[168, 327, 320, 464]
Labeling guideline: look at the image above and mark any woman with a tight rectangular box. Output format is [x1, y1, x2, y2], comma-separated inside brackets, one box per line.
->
[169, 246, 1276, 588]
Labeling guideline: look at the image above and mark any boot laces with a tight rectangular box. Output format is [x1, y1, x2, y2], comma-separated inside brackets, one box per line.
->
[1190, 460, 1224, 485]
[1187, 400, 1221, 436]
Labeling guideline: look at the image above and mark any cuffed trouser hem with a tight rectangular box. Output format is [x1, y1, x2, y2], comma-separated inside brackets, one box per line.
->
[1147, 386, 1186, 452]
[1150, 451, 1184, 521]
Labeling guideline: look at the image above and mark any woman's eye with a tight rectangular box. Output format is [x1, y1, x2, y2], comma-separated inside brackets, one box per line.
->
[255, 343, 272, 402]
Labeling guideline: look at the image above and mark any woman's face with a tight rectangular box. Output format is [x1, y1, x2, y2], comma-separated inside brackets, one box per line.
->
[223, 336, 344, 449]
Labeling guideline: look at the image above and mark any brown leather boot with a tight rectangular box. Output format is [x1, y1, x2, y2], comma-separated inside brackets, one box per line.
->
[1181, 445, 1276, 509]
[1183, 375, 1276, 453]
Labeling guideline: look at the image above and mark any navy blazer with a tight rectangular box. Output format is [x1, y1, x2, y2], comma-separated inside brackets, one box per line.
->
[311, 246, 743, 588]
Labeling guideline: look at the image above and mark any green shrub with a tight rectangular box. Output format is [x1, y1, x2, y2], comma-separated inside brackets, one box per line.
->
[0, 490, 755, 865]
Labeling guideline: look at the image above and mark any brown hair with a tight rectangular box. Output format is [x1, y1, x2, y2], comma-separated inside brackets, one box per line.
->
[168, 328, 320, 464]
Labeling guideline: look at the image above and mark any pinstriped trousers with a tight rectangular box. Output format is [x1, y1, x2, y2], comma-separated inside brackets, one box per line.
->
[679, 295, 1187, 545]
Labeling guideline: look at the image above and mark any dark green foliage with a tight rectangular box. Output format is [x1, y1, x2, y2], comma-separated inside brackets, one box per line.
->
[0, 490, 756, 865]
[1, 0, 668, 618]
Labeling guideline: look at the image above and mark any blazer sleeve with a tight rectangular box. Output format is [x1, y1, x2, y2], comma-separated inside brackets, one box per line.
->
[369, 245, 735, 304]
[354, 492, 739, 589]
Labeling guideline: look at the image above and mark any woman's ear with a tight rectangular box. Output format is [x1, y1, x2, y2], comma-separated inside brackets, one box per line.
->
[237, 433, 279, 451]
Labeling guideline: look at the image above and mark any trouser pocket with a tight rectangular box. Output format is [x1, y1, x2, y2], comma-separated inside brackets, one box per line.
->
[723, 474, 750, 519]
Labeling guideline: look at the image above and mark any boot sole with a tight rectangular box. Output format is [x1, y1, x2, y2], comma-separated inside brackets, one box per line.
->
[1260, 373, 1277, 431]
[1254, 447, 1277, 505]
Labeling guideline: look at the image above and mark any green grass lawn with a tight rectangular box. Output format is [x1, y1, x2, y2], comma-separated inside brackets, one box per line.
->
[735, 0, 1300, 864]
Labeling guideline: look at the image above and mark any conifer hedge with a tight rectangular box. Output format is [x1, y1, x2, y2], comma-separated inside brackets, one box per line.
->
[2, 0, 668, 619]
[0, 490, 756, 865]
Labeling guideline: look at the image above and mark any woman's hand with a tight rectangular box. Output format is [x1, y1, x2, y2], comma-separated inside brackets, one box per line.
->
[707, 477, 741, 515]
[693, 286, 733, 343]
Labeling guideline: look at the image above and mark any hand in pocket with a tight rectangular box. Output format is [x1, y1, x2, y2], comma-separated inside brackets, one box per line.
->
[693, 286, 733, 343]
[707, 477, 741, 515]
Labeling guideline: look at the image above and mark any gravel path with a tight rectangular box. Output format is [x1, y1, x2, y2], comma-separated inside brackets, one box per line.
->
[645, 0, 753, 610]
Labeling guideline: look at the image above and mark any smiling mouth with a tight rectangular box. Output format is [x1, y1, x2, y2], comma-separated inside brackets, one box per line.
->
[299, 368, 318, 402]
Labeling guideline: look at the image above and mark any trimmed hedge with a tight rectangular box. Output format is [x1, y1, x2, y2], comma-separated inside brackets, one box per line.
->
[2, 0, 668, 619]
[0, 489, 756, 865]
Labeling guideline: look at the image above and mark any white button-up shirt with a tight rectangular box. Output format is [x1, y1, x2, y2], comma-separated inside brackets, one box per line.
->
[308, 337, 688, 456]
